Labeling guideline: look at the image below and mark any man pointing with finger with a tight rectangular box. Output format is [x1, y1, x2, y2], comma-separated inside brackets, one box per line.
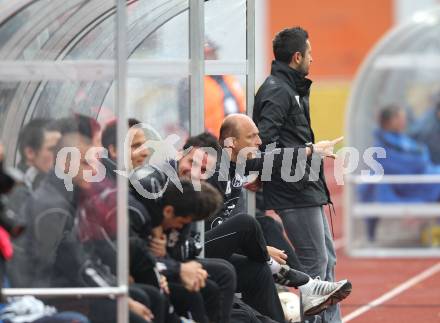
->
[253, 26, 347, 323]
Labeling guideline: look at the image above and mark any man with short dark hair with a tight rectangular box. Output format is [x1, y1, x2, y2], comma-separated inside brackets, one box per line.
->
[18, 116, 161, 323]
[130, 168, 227, 323]
[5, 118, 61, 285]
[17, 119, 60, 175]
[102, 118, 150, 169]
[8, 118, 61, 203]
[253, 27, 346, 323]
[19, 116, 102, 286]
[101, 120, 237, 323]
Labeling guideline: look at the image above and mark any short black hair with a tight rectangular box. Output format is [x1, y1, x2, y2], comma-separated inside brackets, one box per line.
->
[101, 118, 143, 152]
[273, 27, 309, 64]
[183, 132, 221, 153]
[161, 179, 222, 221]
[128, 118, 141, 128]
[52, 114, 101, 140]
[53, 114, 100, 156]
[18, 118, 52, 161]
[379, 104, 403, 128]
[101, 120, 117, 152]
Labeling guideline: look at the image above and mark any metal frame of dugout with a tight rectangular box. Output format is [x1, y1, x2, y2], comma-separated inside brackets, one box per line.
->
[0, 0, 256, 321]
[344, 7, 440, 258]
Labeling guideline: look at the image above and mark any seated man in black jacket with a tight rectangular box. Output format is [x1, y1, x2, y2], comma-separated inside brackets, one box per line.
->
[100, 119, 237, 323]
[177, 117, 351, 317]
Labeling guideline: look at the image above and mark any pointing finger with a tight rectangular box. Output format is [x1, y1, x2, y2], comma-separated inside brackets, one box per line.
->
[331, 136, 344, 145]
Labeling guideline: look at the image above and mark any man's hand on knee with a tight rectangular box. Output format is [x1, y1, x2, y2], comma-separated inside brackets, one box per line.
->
[267, 246, 287, 265]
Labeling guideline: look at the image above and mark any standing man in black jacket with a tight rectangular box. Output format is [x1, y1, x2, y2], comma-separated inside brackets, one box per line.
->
[253, 27, 346, 323]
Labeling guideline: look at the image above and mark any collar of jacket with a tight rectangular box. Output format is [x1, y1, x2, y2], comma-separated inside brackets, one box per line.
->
[270, 60, 312, 97]
[101, 157, 117, 181]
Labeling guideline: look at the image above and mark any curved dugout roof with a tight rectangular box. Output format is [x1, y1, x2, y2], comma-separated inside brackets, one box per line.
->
[0, 0, 188, 161]
[346, 6, 440, 165]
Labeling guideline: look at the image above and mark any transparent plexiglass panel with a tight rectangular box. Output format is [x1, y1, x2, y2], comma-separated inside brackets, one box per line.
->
[67, 0, 190, 60]
[0, 82, 19, 136]
[346, 9, 440, 253]
[0, 80, 119, 303]
[204, 0, 246, 61]
[131, 2, 189, 60]
[0, 80, 115, 157]
[101, 77, 190, 148]
[348, 8, 440, 157]
[0, 0, 190, 61]
[0, 0, 116, 61]
[203, 75, 246, 138]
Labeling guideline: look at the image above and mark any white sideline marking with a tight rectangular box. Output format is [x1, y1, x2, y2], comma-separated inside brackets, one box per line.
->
[342, 262, 440, 322]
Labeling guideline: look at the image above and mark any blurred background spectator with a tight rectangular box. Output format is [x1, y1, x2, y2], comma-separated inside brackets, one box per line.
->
[178, 39, 246, 138]
[359, 104, 440, 242]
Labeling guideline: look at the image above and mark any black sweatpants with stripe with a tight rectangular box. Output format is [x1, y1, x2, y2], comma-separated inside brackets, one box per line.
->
[204, 214, 285, 322]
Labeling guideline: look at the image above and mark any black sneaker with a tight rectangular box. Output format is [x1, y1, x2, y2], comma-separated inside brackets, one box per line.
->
[273, 265, 310, 288]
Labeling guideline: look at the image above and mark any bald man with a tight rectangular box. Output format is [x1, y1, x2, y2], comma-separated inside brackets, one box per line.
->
[196, 114, 351, 318]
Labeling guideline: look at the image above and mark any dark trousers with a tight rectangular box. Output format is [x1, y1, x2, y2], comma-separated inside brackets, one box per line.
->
[91, 285, 170, 323]
[256, 215, 305, 272]
[31, 312, 90, 323]
[168, 282, 208, 323]
[205, 214, 269, 262]
[198, 258, 236, 323]
[130, 284, 172, 323]
[230, 254, 285, 323]
[204, 215, 284, 322]
[230, 298, 279, 323]
[129, 238, 159, 287]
